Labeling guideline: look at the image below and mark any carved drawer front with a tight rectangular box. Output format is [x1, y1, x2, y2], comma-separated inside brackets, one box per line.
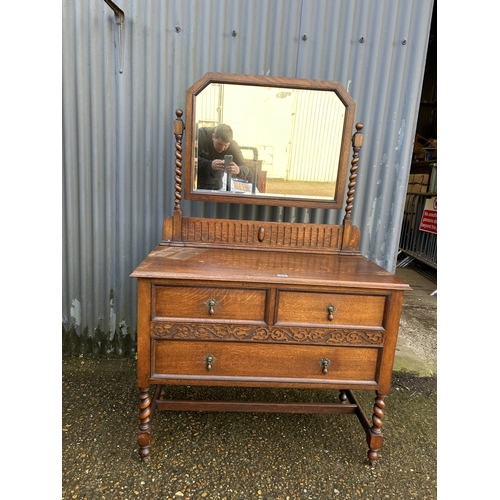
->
[152, 340, 379, 382]
[275, 291, 386, 327]
[152, 285, 267, 323]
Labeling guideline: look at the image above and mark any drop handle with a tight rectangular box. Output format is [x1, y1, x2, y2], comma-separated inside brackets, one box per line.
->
[325, 304, 336, 321]
[205, 354, 215, 371]
[205, 298, 218, 316]
[320, 358, 331, 375]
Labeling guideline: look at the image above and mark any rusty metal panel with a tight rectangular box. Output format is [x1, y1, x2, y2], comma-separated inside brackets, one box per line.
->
[62, 0, 434, 355]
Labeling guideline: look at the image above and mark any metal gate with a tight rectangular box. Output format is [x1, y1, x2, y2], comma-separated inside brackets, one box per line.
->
[398, 191, 437, 270]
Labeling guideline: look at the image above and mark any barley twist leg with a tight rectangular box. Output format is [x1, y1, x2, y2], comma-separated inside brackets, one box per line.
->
[138, 387, 152, 462]
[367, 392, 386, 464]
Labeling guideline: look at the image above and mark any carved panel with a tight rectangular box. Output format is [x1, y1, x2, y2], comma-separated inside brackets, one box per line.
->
[180, 217, 343, 251]
[151, 323, 384, 346]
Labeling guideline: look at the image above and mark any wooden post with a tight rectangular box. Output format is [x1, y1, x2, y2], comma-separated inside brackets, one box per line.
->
[172, 109, 185, 241]
[342, 123, 363, 251]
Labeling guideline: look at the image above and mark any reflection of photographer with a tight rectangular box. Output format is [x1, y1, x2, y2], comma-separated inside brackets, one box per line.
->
[197, 124, 249, 190]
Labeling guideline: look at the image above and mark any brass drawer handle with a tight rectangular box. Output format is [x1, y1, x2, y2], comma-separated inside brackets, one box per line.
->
[205, 298, 218, 315]
[205, 354, 215, 371]
[325, 304, 336, 321]
[320, 358, 331, 374]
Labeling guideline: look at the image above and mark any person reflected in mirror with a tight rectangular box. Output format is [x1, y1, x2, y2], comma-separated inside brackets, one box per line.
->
[197, 124, 250, 190]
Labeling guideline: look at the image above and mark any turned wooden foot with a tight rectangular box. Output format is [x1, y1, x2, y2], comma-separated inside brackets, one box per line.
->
[138, 387, 152, 462]
[367, 392, 386, 464]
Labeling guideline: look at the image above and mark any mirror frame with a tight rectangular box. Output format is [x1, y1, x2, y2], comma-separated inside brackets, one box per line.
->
[183, 72, 356, 209]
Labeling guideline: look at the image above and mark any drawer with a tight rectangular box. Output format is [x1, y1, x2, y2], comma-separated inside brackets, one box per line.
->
[276, 290, 386, 327]
[152, 340, 379, 383]
[152, 284, 267, 323]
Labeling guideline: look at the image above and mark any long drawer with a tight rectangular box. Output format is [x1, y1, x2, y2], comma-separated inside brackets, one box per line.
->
[275, 290, 386, 327]
[152, 340, 379, 383]
[152, 284, 268, 323]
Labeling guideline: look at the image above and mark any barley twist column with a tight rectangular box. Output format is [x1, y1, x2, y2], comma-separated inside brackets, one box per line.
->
[344, 122, 363, 221]
[138, 387, 152, 462]
[367, 391, 386, 463]
[174, 109, 184, 213]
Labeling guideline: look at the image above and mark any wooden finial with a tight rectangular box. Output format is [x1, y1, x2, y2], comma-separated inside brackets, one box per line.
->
[174, 109, 184, 135]
[352, 123, 364, 147]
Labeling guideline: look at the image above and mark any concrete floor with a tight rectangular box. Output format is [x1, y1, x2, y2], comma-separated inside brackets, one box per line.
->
[61, 266, 437, 499]
[393, 266, 437, 376]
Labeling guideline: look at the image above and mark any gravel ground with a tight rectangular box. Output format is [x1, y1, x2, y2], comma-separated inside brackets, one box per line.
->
[62, 358, 436, 499]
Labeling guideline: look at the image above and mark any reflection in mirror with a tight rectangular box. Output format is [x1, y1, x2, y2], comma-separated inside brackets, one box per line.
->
[194, 84, 346, 200]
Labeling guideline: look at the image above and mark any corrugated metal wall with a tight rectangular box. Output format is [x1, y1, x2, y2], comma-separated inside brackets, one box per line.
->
[62, 0, 434, 356]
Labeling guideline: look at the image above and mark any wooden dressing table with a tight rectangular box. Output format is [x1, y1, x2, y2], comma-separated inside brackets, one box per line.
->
[131, 73, 410, 464]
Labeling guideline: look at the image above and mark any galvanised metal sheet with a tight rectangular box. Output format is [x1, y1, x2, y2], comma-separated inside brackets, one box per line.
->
[62, 0, 434, 355]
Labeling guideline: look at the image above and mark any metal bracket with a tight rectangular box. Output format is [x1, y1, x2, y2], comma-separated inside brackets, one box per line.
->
[104, 0, 125, 73]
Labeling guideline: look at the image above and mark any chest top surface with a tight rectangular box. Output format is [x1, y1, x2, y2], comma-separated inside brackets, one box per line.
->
[131, 246, 409, 290]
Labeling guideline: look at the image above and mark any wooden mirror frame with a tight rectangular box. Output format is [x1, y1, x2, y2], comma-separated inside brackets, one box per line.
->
[183, 72, 356, 209]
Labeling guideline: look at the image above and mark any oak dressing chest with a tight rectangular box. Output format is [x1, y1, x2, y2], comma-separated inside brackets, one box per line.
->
[131, 73, 410, 464]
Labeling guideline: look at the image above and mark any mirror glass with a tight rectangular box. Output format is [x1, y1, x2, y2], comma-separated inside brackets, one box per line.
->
[183, 73, 355, 209]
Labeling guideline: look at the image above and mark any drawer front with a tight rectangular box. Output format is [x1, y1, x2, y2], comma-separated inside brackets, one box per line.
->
[276, 290, 386, 327]
[152, 340, 379, 383]
[152, 285, 267, 323]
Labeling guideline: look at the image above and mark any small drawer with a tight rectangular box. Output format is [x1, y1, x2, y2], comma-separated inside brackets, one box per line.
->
[276, 290, 386, 327]
[152, 340, 379, 383]
[152, 284, 267, 323]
